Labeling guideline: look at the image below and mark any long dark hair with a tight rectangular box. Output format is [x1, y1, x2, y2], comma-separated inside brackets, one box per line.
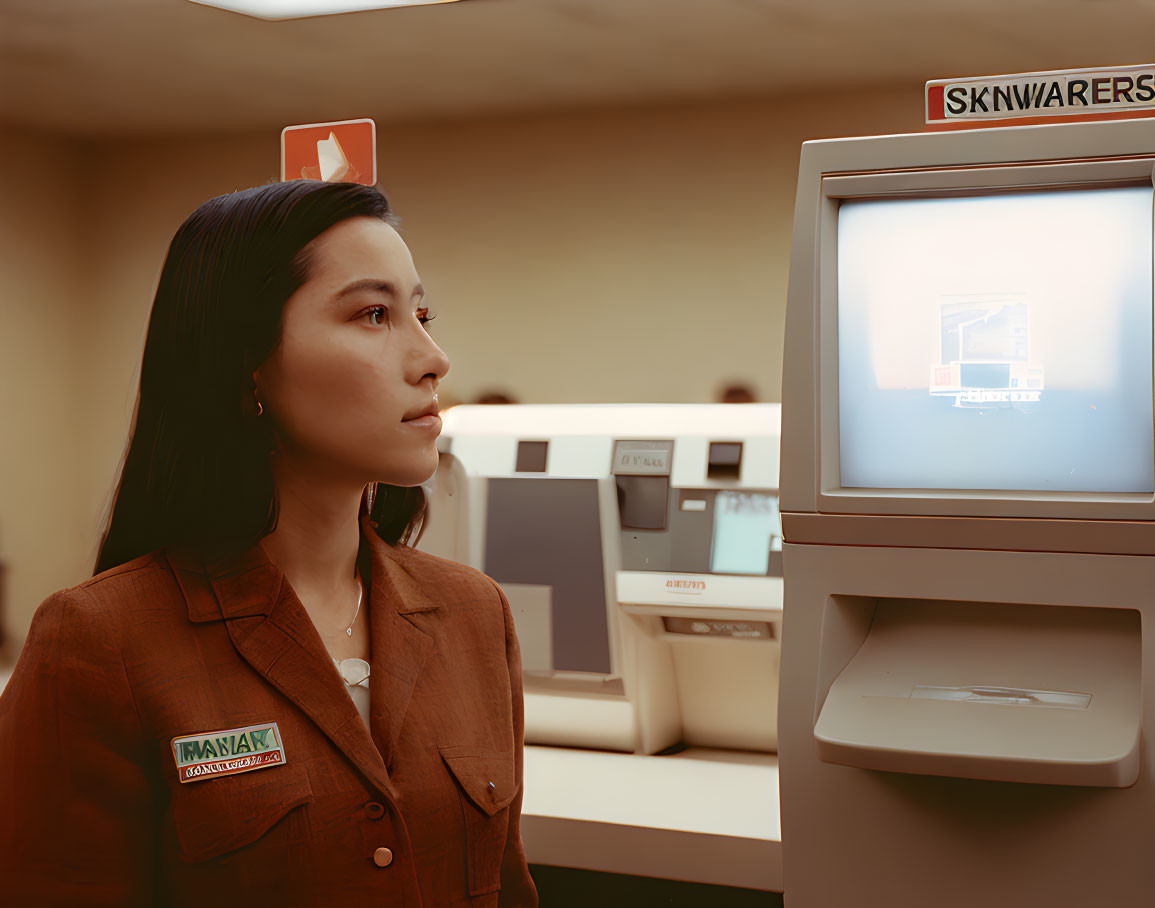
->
[94, 180, 426, 576]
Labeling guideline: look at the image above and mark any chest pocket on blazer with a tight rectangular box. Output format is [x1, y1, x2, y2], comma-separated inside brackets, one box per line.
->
[439, 745, 518, 896]
[171, 761, 314, 863]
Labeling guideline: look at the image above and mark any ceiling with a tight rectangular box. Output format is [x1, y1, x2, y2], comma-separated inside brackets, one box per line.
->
[1, 0, 1151, 138]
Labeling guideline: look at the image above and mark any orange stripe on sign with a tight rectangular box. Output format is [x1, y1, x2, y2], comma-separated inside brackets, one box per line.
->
[926, 84, 945, 122]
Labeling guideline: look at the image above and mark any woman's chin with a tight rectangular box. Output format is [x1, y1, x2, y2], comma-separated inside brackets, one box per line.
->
[376, 456, 439, 489]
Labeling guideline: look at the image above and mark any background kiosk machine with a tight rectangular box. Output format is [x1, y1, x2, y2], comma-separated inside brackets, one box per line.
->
[779, 118, 1155, 907]
[420, 403, 784, 890]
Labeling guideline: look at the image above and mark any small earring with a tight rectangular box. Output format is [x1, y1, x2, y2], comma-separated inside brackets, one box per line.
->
[256, 400, 264, 417]
[366, 482, 377, 512]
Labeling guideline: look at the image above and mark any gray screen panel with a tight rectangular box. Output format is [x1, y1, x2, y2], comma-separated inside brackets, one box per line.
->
[483, 478, 612, 675]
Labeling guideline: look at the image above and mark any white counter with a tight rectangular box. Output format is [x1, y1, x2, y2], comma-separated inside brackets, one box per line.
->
[520, 744, 782, 892]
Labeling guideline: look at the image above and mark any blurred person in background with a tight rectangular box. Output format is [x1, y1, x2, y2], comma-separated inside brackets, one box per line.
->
[474, 390, 518, 404]
[718, 381, 758, 403]
[0, 180, 536, 907]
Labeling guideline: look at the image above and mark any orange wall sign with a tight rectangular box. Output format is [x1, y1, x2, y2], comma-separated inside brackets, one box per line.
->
[281, 118, 376, 185]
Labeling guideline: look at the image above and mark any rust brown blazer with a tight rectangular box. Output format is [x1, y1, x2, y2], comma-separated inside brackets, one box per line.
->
[0, 512, 538, 907]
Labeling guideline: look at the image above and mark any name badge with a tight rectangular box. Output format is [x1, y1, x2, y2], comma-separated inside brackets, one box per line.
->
[171, 722, 286, 783]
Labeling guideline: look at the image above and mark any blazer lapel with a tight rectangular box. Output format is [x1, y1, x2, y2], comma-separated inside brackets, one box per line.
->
[362, 513, 439, 772]
[221, 585, 399, 802]
[165, 517, 438, 804]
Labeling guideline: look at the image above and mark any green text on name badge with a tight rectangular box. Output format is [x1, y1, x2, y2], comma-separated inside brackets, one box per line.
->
[171, 722, 285, 783]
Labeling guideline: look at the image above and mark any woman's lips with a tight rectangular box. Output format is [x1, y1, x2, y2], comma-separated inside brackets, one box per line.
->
[402, 414, 442, 431]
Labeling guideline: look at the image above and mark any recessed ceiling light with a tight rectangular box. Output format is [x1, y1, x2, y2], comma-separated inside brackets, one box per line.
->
[187, 0, 464, 20]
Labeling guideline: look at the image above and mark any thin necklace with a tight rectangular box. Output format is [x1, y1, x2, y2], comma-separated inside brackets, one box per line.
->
[345, 569, 363, 637]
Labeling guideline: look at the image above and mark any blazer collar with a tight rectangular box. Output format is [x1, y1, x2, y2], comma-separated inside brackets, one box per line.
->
[163, 511, 440, 796]
[167, 511, 438, 624]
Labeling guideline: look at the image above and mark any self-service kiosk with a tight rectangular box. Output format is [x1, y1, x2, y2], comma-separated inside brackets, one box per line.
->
[419, 403, 784, 889]
[779, 118, 1155, 906]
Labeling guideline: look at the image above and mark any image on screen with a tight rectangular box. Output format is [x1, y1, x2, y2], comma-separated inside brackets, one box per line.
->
[929, 294, 1045, 408]
[710, 491, 782, 575]
[838, 185, 1154, 493]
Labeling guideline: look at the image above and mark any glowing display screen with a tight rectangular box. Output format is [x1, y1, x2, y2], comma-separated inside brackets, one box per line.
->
[837, 185, 1154, 493]
[710, 491, 782, 575]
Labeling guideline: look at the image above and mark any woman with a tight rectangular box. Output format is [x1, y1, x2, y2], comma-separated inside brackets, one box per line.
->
[0, 180, 538, 907]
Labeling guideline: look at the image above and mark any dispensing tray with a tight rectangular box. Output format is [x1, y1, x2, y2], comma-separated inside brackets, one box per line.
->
[813, 598, 1141, 787]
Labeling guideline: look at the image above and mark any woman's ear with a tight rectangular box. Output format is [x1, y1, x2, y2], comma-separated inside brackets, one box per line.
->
[249, 369, 264, 418]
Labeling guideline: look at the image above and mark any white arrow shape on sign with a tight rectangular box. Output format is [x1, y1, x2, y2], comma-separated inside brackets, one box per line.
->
[317, 132, 351, 182]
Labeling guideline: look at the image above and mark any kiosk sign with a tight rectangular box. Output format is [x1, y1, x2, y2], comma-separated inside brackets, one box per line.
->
[281, 118, 376, 185]
[927, 65, 1155, 125]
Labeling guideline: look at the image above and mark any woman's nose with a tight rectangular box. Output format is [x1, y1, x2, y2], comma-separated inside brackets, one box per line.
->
[415, 330, 450, 383]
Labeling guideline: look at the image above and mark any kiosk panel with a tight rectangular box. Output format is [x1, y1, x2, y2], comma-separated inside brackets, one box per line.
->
[781, 118, 1155, 908]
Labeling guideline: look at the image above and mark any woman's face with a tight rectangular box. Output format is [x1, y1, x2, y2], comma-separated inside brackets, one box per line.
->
[256, 216, 450, 489]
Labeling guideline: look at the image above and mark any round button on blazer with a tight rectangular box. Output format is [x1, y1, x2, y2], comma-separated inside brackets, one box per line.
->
[0, 512, 538, 907]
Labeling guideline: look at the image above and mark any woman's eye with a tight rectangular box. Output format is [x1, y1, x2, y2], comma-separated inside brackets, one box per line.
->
[365, 306, 388, 327]
[362, 305, 435, 330]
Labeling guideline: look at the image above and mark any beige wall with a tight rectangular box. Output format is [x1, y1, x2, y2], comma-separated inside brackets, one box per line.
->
[1, 85, 923, 651]
[0, 133, 92, 649]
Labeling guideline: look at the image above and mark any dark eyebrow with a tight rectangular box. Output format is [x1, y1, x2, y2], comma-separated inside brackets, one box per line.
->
[333, 279, 425, 303]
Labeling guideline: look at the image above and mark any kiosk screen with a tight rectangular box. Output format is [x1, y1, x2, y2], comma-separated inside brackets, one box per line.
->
[837, 185, 1154, 493]
[710, 491, 782, 575]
